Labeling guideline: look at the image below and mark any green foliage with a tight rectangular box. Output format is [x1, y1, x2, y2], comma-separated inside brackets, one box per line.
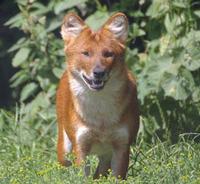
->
[6, 0, 200, 143]
[0, 109, 200, 183]
[136, 0, 200, 142]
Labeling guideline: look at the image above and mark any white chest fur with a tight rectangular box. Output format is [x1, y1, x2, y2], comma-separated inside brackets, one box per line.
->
[69, 74, 125, 127]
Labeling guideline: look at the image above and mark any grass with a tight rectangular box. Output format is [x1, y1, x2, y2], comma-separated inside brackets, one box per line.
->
[0, 109, 200, 184]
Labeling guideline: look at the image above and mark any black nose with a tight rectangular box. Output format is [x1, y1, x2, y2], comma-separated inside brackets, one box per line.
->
[93, 68, 105, 79]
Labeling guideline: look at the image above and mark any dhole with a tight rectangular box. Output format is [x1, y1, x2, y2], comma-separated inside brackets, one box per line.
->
[56, 12, 139, 179]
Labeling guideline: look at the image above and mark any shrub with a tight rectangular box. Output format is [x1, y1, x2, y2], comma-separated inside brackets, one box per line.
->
[6, 0, 200, 143]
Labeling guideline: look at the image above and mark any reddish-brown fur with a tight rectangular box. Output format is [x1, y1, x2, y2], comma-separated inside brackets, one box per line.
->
[56, 12, 139, 179]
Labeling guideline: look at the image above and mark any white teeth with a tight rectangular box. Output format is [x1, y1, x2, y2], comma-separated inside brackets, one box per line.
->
[92, 80, 103, 86]
[81, 73, 105, 90]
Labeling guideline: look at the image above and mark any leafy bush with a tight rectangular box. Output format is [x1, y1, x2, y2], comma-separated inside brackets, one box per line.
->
[6, 0, 200, 143]
[137, 0, 200, 142]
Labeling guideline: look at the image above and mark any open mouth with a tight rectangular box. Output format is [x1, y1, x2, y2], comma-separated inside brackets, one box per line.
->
[82, 73, 105, 91]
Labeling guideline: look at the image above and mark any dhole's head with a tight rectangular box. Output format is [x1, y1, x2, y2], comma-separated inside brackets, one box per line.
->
[61, 12, 128, 91]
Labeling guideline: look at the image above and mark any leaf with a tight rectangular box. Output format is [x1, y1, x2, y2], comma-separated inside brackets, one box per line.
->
[164, 14, 178, 33]
[8, 38, 26, 53]
[30, 2, 50, 15]
[146, 55, 177, 80]
[54, 0, 88, 15]
[161, 72, 186, 100]
[192, 88, 200, 102]
[194, 10, 200, 18]
[161, 69, 194, 100]
[180, 31, 200, 71]
[20, 83, 38, 101]
[46, 19, 61, 32]
[183, 48, 200, 71]
[9, 70, 27, 83]
[4, 13, 23, 28]
[10, 74, 29, 87]
[34, 92, 51, 108]
[172, 1, 187, 8]
[146, 0, 169, 18]
[12, 48, 30, 67]
[164, 13, 172, 33]
[86, 11, 109, 31]
[52, 68, 64, 79]
[137, 55, 180, 102]
[129, 10, 144, 17]
[16, 0, 28, 6]
[159, 35, 170, 55]
[130, 23, 146, 37]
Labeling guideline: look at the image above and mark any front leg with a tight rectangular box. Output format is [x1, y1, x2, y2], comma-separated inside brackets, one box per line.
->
[111, 145, 130, 180]
[74, 126, 92, 176]
[74, 144, 91, 176]
[57, 124, 72, 167]
[93, 155, 111, 179]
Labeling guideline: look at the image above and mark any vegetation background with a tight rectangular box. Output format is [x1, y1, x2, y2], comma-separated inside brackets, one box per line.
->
[0, 0, 200, 183]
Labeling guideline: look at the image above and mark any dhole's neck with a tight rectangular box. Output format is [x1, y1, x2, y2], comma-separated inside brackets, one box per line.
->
[68, 67, 129, 127]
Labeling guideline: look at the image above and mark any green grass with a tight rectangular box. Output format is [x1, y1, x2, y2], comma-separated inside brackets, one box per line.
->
[0, 110, 200, 184]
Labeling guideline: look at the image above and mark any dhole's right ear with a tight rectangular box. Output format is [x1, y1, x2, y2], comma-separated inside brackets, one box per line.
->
[61, 13, 86, 44]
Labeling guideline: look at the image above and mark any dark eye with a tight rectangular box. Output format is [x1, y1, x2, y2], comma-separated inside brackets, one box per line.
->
[103, 51, 114, 58]
[81, 51, 90, 57]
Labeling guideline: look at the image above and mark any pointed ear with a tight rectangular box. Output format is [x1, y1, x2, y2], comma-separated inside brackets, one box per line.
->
[103, 13, 128, 42]
[61, 13, 86, 42]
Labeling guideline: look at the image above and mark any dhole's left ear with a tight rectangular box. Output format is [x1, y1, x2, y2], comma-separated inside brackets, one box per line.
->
[61, 13, 86, 42]
[103, 12, 128, 42]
